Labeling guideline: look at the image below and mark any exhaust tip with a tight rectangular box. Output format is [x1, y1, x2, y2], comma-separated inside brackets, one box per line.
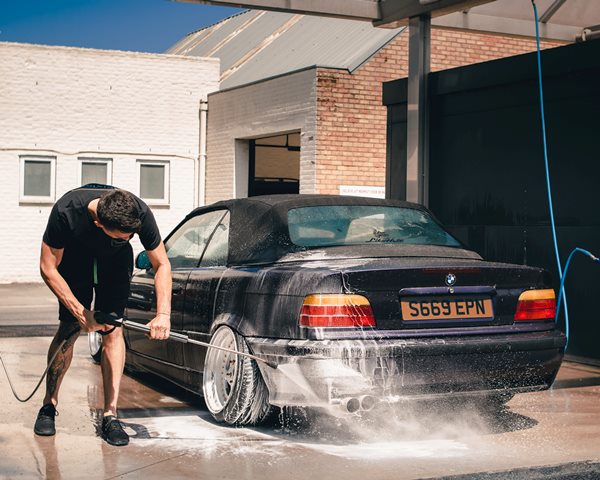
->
[359, 395, 377, 412]
[344, 397, 361, 414]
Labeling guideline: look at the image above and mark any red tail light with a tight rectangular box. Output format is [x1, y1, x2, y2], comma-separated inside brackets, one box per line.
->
[514, 289, 556, 321]
[300, 294, 376, 328]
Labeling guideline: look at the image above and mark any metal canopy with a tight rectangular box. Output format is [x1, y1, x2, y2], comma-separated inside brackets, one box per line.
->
[179, 1, 488, 23]
[180, 0, 600, 41]
[179, 0, 599, 203]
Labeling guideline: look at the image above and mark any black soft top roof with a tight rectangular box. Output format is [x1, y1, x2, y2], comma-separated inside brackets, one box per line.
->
[192, 194, 423, 210]
[186, 195, 431, 265]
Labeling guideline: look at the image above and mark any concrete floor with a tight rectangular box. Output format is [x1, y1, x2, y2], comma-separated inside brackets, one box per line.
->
[0, 336, 599, 480]
[0, 283, 56, 326]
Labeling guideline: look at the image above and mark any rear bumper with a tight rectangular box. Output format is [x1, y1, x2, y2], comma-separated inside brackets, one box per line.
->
[246, 329, 566, 408]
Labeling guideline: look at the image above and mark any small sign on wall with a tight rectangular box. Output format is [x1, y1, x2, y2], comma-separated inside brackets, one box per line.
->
[339, 185, 385, 199]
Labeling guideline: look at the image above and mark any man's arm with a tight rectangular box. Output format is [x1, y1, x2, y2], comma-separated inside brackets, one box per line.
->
[146, 241, 172, 340]
[39, 241, 103, 332]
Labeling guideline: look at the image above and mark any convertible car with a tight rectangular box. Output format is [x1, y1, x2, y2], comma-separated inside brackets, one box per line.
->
[88, 195, 566, 426]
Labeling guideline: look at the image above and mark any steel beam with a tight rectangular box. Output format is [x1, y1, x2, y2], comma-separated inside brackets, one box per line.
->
[434, 11, 578, 41]
[406, 14, 430, 205]
[375, 0, 490, 27]
[178, 0, 380, 22]
[540, 0, 568, 23]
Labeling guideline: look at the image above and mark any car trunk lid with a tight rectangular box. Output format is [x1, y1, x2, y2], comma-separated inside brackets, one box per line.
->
[290, 253, 548, 331]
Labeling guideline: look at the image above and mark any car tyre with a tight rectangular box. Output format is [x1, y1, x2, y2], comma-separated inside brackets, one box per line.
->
[88, 331, 103, 364]
[203, 326, 273, 426]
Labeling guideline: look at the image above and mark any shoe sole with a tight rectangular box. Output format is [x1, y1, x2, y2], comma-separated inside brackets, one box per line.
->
[102, 434, 129, 446]
[34, 429, 55, 436]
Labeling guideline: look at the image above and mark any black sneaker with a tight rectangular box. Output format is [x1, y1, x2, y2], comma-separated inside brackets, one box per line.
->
[34, 404, 57, 436]
[101, 415, 129, 446]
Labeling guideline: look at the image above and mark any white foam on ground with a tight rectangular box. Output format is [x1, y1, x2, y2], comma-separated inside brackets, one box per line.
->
[158, 395, 180, 404]
[126, 399, 492, 462]
[130, 414, 232, 441]
[304, 439, 470, 460]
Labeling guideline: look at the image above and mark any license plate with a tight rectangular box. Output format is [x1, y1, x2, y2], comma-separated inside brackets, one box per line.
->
[401, 296, 493, 321]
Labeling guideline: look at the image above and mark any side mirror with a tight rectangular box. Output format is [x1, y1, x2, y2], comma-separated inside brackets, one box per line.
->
[135, 250, 152, 270]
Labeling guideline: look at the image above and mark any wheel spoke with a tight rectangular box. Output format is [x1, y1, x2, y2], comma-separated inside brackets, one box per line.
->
[203, 327, 239, 413]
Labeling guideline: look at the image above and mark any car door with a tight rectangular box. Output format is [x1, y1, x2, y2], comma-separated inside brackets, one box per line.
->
[181, 210, 231, 385]
[126, 210, 227, 382]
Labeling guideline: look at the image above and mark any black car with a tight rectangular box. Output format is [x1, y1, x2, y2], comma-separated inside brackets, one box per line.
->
[88, 195, 566, 426]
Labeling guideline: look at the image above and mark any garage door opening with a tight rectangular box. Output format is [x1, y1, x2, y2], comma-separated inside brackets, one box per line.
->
[249, 132, 300, 196]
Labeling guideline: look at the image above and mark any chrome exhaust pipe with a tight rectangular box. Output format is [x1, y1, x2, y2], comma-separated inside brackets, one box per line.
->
[359, 395, 377, 412]
[340, 397, 361, 414]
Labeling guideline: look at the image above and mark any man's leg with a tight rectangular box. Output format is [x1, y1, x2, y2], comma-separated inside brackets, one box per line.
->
[34, 321, 81, 436]
[43, 322, 81, 407]
[35, 247, 93, 436]
[95, 245, 133, 446]
[99, 326, 125, 417]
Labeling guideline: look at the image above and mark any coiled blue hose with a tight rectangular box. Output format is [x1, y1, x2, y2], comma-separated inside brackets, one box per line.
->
[555, 248, 600, 344]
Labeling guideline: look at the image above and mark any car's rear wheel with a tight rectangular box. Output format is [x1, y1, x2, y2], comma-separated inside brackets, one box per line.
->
[202, 325, 272, 426]
[88, 331, 102, 364]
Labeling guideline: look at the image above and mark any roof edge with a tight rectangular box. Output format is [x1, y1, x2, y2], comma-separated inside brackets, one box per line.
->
[0, 41, 219, 63]
[212, 64, 321, 93]
[348, 27, 407, 73]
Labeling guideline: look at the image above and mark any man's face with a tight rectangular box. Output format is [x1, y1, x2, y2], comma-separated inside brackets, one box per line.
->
[94, 221, 134, 242]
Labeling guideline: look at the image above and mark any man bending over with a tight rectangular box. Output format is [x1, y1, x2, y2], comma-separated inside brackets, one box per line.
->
[35, 185, 172, 446]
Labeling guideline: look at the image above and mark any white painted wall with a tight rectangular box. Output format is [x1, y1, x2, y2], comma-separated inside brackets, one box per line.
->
[205, 68, 317, 203]
[0, 42, 220, 282]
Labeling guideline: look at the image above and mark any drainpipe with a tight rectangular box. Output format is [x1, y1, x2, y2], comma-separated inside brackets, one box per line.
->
[197, 98, 208, 208]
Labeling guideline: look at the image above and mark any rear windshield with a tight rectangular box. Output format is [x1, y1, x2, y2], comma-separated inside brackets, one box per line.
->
[287, 205, 461, 248]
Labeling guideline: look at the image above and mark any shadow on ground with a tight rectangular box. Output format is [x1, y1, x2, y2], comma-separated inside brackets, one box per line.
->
[115, 368, 538, 447]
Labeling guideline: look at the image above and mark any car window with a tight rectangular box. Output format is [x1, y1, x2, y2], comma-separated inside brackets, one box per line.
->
[200, 212, 230, 267]
[288, 205, 461, 248]
[165, 210, 227, 269]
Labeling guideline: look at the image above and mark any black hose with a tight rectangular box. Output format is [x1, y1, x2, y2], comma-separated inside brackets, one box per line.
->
[0, 339, 66, 403]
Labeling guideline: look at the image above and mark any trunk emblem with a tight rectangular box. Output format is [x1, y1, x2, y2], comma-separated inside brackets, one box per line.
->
[445, 273, 457, 286]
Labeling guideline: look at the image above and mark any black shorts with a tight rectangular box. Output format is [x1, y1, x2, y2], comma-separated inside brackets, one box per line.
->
[58, 244, 133, 323]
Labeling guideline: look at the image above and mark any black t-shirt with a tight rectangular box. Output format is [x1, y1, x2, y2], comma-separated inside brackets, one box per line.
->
[43, 186, 161, 257]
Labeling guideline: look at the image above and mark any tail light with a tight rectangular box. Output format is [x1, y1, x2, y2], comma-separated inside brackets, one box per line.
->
[514, 289, 556, 321]
[300, 294, 376, 328]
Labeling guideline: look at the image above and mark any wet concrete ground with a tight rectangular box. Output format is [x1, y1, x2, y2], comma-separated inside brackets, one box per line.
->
[0, 336, 599, 479]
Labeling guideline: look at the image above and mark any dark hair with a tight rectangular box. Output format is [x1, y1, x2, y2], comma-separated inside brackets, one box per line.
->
[96, 190, 142, 233]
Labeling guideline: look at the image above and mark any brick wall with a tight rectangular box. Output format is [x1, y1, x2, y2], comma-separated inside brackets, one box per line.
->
[0, 42, 219, 282]
[315, 28, 563, 195]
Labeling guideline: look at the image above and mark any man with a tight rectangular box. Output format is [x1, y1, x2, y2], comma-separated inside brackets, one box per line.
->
[34, 185, 172, 446]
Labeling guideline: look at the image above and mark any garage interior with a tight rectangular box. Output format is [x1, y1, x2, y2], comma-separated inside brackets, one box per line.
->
[249, 132, 300, 196]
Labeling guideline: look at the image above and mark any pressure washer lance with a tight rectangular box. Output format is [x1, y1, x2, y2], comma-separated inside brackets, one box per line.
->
[0, 312, 278, 404]
[94, 312, 279, 370]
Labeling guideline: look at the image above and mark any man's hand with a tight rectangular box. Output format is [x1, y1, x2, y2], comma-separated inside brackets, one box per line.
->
[146, 241, 172, 341]
[77, 308, 111, 333]
[146, 313, 171, 340]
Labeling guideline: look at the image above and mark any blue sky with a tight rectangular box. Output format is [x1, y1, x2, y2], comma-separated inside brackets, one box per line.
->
[0, 0, 242, 53]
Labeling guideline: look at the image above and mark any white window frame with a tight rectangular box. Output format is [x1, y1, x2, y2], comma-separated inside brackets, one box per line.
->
[78, 157, 113, 186]
[19, 155, 56, 203]
[137, 160, 170, 206]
